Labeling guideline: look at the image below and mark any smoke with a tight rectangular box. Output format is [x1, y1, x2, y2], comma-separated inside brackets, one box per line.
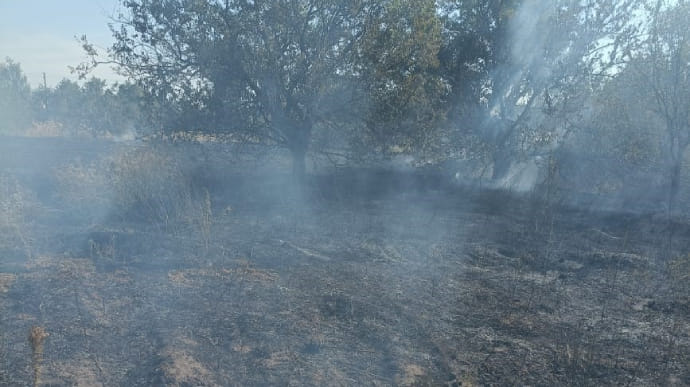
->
[508, 1, 555, 88]
[497, 157, 542, 193]
[2, 2, 689, 385]
[471, 1, 599, 195]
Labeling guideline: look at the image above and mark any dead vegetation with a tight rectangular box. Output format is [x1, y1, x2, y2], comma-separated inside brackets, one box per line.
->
[29, 326, 48, 387]
[0, 173, 36, 255]
[0, 139, 689, 385]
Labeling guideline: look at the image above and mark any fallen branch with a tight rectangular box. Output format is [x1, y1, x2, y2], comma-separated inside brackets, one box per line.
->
[590, 228, 621, 240]
[274, 239, 332, 262]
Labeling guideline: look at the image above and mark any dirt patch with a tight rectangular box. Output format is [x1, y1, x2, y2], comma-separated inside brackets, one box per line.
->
[52, 358, 104, 387]
[398, 363, 426, 385]
[161, 348, 217, 386]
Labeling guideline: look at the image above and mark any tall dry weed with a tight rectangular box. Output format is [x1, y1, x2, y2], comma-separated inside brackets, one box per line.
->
[29, 326, 48, 387]
[55, 144, 215, 238]
[0, 173, 35, 252]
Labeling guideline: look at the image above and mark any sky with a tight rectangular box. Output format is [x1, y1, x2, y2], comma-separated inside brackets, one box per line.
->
[0, 0, 126, 87]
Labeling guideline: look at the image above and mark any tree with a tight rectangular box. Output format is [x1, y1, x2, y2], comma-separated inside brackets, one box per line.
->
[81, 77, 110, 135]
[29, 77, 145, 137]
[357, 0, 446, 158]
[438, 0, 639, 181]
[107, 82, 148, 137]
[80, 0, 365, 178]
[82, 0, 353, 177]
[561, 63, 663, 203]
[0, 58, 32, 134]
[631, 0, 690, 211]
[80, 0, 446, 177]
[46, 79, 86, 135]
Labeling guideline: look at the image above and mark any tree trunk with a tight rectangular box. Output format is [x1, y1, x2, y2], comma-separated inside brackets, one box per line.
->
[668, 157, 682, 213]
[290, 145, 307, 183]
[492, 149, 513, 182]
[288, 121, 312, 183]
[666, 133, 688, 214]
[486, 117, 519, 183]
[491, 134, 516, 183]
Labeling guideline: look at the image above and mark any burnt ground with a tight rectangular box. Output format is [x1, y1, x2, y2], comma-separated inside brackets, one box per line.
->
[1, 138, 689, 386]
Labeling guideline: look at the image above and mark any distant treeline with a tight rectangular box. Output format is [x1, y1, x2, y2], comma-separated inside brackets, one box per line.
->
[0, 58, 149, 137]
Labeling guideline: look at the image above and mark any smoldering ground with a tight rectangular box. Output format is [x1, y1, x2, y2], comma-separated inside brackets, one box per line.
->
[0, 135, 689, 386]
[1, 0, 690, 385]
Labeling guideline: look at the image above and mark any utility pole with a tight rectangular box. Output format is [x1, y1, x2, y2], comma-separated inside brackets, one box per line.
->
[42, 72, 48, 111]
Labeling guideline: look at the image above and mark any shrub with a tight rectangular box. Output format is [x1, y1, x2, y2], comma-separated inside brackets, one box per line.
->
[54, 144, 213, 238]
[109, 146, 196, 228]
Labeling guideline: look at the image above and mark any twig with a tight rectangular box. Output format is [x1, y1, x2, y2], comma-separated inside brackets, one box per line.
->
[274, 239, 332, 262]
[590, 228, 622, 240]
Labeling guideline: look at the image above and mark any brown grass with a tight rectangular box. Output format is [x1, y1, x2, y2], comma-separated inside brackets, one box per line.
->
[0, 173, 35, 251]
[29, 326, 48, 387]
[161, 348, 217, 386]
[54, 145, 214, 241]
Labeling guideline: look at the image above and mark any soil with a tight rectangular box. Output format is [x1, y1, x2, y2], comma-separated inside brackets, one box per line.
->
[0, 138, 689, 386]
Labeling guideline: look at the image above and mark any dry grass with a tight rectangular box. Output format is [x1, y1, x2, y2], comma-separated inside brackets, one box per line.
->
[0, 173, 35, 253]
[54, 144, 214, 240]
[29, 326, 48, 387]
[109, 147, 191, 223]
[161, 348, 217, 386]
[669, 253, 690, 309]
[53, 161, 111, 208]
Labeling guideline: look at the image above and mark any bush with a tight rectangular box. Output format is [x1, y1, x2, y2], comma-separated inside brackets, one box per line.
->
[110, 146, 193, 224]
[55, 144, 212, 237]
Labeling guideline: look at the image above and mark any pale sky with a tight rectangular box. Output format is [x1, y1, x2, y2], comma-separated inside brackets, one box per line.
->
[0, 0, 126, 87]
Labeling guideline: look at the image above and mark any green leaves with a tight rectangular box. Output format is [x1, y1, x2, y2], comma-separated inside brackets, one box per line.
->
[357, 0, 446, 156]
[93, 0, 450, 172]
[0, 58, 32, 134]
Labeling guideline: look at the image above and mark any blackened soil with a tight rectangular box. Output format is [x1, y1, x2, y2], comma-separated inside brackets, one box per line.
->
[0, 139, 688, 386]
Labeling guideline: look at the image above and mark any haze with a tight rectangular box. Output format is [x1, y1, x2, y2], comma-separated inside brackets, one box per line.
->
[1, 1, 689, 385]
